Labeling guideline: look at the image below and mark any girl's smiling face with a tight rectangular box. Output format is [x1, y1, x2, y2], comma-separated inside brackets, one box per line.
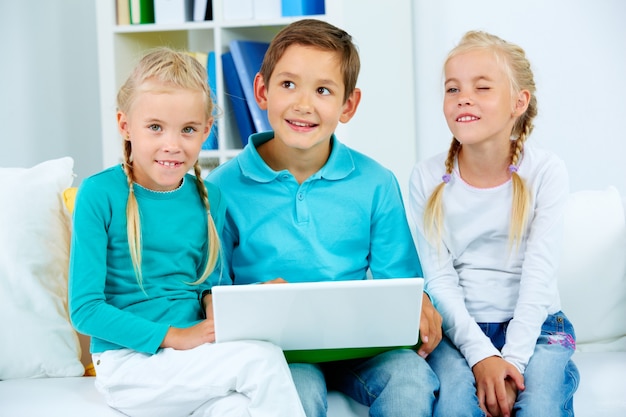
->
[254, 44, 359, 157]
[118, 80, 211, 191]
[443, 49, 524, 150]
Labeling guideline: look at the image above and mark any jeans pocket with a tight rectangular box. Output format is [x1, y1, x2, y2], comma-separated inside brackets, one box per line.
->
[541, 312, 576, 350]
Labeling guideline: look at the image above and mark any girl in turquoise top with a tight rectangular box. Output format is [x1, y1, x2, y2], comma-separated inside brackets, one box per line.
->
[69, 48, 305, 417]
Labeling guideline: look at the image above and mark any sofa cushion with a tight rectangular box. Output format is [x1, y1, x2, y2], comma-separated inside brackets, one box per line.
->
[558, 187, 626, 351]
[572, 351, 626, 417]
[0, 157, 84, 379]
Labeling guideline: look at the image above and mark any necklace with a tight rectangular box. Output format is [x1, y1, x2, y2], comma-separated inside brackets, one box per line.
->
[134, 177, 185, 194]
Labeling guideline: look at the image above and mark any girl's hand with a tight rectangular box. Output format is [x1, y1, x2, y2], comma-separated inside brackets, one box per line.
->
[160, 319, 215, 350]
[472, 356, 524, 417]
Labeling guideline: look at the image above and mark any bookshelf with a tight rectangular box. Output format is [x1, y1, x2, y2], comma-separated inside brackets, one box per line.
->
[95, 1, 335, 173]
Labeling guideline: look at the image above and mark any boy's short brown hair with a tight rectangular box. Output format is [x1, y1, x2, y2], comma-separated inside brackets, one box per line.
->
[259, 19, 360, 103]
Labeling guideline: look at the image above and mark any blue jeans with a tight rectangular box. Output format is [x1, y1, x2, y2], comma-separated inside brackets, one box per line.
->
[289, 348, 439, 417]
[427, 312, 580, 417]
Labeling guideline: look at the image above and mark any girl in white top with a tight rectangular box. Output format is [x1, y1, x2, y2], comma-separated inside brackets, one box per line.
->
[409, 31, 579, 417]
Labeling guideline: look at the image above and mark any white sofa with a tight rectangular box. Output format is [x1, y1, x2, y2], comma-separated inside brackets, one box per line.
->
[1, 158, 625, 416]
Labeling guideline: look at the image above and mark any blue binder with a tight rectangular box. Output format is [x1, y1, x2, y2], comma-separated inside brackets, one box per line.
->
[203, 51, 218, 150]
[222, 51, 255, 147]
[228, 40, 271, 133]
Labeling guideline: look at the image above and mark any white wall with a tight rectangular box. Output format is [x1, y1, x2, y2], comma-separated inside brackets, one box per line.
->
[327, 0, 417, 201]
[0, 0, 101, 183]
[3, 0, 624, 197]
[413, 0, 626, 195]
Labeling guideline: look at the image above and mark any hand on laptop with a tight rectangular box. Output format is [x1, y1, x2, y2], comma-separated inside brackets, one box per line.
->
[262, 278, 288, 284]
[416, 294, 442, 358]
[161, 319, 216, 350]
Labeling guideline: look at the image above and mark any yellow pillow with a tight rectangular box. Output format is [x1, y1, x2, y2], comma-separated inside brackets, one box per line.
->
[63, 187, 77, 213]
[63, 186, 96, 376]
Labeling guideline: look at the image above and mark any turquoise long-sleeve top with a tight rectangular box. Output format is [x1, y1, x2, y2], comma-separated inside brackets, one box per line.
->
[208, 132, 423, 285]
[69, 165, 225, 354]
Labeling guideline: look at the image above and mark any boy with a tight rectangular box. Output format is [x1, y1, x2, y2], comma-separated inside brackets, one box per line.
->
[208, 19, 441, 417]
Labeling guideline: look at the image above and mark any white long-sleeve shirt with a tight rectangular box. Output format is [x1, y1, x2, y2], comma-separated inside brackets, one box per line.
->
[409, 144, 569, 373]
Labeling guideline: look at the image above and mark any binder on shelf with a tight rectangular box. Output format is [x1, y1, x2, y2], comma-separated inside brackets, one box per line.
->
[223, 0, 253, 20]
[116, 0, 131, 25]
[281, 0, 325, 16]
[154, 0, 193, 24]
[204, 51, 219, 150]
[222, 52, 255, 147]
[129, 0, 155, 24]
[193, 0, 212, 21]
[228, 40, 271, 133]
[253, 0, 281, 19]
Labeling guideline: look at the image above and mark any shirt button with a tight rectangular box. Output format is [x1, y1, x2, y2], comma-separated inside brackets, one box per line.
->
[297, 193, 304, 200]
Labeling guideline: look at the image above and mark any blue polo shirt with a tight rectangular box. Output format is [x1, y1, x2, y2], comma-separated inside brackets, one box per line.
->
[208, 132, 422, 286]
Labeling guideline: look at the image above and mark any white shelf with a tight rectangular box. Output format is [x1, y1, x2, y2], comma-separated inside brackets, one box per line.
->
[95, 1, 330, 171]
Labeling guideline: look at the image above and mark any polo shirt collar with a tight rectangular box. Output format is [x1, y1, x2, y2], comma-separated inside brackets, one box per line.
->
[238, 131, 355, 183]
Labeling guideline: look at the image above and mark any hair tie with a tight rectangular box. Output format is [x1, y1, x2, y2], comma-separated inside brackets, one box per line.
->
[442, 173, 451, 184]
[508, 164, 518, 174]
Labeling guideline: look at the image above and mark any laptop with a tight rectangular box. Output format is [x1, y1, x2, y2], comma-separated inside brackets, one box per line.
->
[211, 278, 424, 361]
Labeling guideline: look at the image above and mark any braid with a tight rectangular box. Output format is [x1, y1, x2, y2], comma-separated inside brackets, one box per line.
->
[509, 124, 531, 248]
[122, 140, 144, 290]
[445, 139, 461, 176]
[424, 138, 461, 243]
[188, 162, 221, 285]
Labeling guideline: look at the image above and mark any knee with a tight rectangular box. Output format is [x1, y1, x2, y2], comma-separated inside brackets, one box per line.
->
[387, 349, 436, 377]
[235, 339, 282, 355]
[376, 349, 439, 390]
[516, 361, 578, 417]
[237, 340, 287, 366]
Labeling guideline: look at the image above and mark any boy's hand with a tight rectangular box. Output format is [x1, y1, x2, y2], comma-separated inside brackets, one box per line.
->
[472, 356, 524, 417]
[262, 277, 288, 284]
[416, 294, 442, 358]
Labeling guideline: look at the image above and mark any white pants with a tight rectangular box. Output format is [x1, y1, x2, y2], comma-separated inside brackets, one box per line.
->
[92, 340, 305, 417]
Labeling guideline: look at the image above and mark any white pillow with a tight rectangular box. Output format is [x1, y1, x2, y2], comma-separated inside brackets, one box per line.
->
[558, 186, 626, 351]
[0, 157, 84, 379]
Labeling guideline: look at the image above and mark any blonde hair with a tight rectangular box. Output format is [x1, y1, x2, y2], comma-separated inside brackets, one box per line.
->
[117, 47, 220, 289]
[424, 31, 537, 248]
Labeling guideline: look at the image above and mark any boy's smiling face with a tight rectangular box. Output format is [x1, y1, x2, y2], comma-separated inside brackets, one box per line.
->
[254, 44, 360, 158]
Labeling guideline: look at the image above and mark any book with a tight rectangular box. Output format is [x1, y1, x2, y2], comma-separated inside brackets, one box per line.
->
[204, 51, 219, 150]
[185, 51, 208, 69]
[184, 51, 218, 149]
[253, 0, 281, 19]
[116, 0, 130, 25]
[193, 0, 212, 21]
[281, 0, 325, 16]
[222, 52, 255, 147]
[129, 0, 155, 24]
[223, 0, 253, 20]
[228, 40, 271, 133]
[154, 0, 193, 24]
